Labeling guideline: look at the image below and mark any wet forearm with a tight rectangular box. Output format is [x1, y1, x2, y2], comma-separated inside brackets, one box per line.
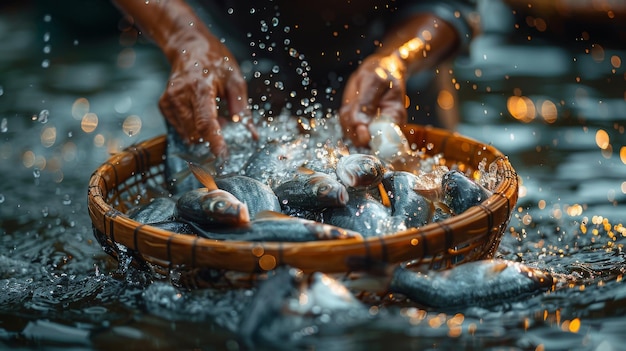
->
[380, 13, 460, 74]
[111, 0, 213, 63]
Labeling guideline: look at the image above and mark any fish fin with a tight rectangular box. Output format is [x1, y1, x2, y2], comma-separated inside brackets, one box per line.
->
[296, 166, 316, 175]
[188, 162, 218, 190]
[254, 210, 293, 220]
[378, 183, 392, 207]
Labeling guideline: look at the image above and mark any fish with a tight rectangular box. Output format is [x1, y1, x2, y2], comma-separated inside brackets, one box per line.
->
[187, 211, 362, 242]
[128, 197, 177, 224]
[164, 123, 215, 194]
[441, 170, 493, 215]
[389, 259, 555, 308]
[322, 191, 395, 238]
[242, 139, 309, 188]
[381, 171, 433, 228]
[215, 175, 282, 219]
[335, 153, 387, 190]
[273, 167, 349, 211]
[175, 162, 251, 227]
[239, 266, 370, 348]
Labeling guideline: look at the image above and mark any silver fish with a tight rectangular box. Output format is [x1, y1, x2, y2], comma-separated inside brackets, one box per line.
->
[273, 167, 349, 210]
[381, 171, 433, 228]
[215, 175, 282, 219]
[242, 139, 308, 188]
[442, 170, 493, 215]
[128, 197, 176, 224]
[240, 266, 369, 347]
[176, 162, 250, 227]
[390, 259, 555, 308]
[189, 211, 362, 242]
[322, 191, 394, 238]
[335, 154, 387, 189]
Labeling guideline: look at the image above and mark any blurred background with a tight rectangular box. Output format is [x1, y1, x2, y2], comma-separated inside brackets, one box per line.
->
[1, 0, 625, 349]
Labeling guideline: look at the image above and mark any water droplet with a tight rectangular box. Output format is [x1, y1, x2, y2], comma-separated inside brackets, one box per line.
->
[289, 48, 298, 57]
[43, 45, 51, 54]
[260, 20, 268, 33]
[33, 169, 41, 178]
[41, 207, 49, 217]
[62, 194, 72, 205]
[0, 86, 3, 96]
[249, 8, 256, 14]
[271, 17, 279, 27]
[73, 39, 79, 46]
[43, 32, 50, 42]
[43, 14, 51, 22]
[0, 194, 5, 203]
[38, 109, 49, 123]
[1, 118, 7, 133]
[41, 59, 50, 68]
[271, 65, 280, 74]
[227, 7, 233, 14]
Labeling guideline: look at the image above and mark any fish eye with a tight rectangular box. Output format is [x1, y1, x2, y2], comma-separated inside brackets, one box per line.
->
[317, 184, 330, 194]
[213, 200, 227, 210]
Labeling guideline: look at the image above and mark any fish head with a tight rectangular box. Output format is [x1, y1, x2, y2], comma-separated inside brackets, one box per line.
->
[200, 189, 251, 225]
[336, 154, 385, 189]
[309, 174, 349, 207]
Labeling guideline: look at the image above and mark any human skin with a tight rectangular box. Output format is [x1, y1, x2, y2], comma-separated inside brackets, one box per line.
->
[340, 13, 460, 146]
[112, 0, 460, 153]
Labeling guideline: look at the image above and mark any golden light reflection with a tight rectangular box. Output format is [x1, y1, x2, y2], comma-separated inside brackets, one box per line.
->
[611, 55, 622, 68]
[81, 113, 99, 133]
[620, 146, 626, 164]
[538, 199, 546, 210]
[22, 150, 35, 168]
[71, 97, 90, 120]
[398, 38, 424, 60]
[591, 44, 605, 62]
[566, 204, 584, 217]
[437, 90, 455, 110]
[595, 129, 610, 149]
[507, 96, 536, 122]
[378, 56, 403, 80]
[258, 254, 276, 271]
[122, 115, 142, 136]
[94, 134, 105, 147]
[540, 100, 558, 123]
[40, 126, 56, 148]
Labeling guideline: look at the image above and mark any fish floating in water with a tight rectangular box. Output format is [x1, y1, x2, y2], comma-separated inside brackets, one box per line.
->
[389, 259, 555, 308]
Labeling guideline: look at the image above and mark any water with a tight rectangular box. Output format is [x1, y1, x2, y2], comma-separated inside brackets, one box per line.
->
[1, 3, 626, 351]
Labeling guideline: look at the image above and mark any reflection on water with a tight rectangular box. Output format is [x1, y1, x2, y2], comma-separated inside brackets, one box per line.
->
[1, 2, 625, 350]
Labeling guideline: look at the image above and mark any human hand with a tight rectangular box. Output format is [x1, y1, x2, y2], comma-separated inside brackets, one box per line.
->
[158, 35, 256, 158]
[339, 53, 408, 147]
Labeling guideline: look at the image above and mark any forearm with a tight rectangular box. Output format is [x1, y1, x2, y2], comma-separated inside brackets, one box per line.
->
[379, 13, 460, 75]
[111, 0, 213, 63]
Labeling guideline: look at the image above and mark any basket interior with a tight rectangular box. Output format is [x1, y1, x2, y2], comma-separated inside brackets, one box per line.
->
[88, 126, 518, 287]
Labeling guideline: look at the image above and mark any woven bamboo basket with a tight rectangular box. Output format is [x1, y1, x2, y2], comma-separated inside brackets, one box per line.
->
[88, 125, 518, 287]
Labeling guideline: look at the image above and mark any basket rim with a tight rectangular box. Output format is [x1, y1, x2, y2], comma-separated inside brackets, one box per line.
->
[88, 125, 518, 274]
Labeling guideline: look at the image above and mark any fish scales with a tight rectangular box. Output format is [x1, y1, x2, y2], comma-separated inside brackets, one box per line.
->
[390, 259, 555, 308]
[215, 175, 282, 219]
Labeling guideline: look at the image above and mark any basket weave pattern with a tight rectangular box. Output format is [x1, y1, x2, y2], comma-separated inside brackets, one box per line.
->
[88, 126, 518, 284]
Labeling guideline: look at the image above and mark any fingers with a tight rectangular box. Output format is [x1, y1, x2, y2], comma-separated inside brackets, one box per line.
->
[340, 63, 408, 147]
[193, 86, 229, 158]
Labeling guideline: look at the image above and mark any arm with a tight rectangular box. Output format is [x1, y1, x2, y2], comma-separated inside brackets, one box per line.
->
[112, 0, 254, 157]
[340, 13, 461, 147]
